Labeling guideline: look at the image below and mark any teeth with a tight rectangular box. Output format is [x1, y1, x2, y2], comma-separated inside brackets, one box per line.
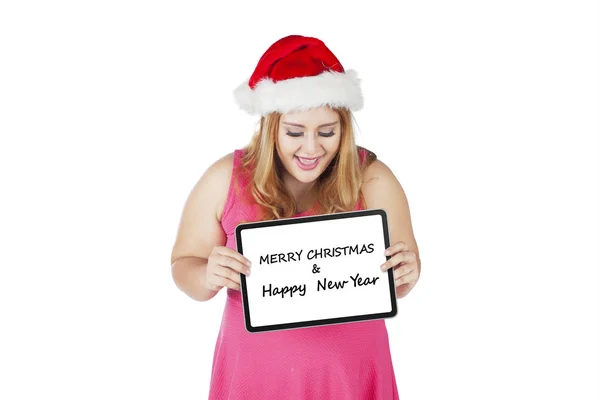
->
[298, 157, 317, 165]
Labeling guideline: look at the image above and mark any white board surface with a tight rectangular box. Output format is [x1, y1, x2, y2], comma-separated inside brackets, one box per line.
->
[236, 209, 397, 333]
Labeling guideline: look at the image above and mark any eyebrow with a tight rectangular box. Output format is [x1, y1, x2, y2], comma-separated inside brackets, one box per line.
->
[282, 121, 339, 128]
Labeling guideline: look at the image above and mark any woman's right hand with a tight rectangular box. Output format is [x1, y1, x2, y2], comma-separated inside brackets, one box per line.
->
[205, 246, 252, 292]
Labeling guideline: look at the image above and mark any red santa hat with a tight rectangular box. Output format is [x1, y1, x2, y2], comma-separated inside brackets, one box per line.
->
[233, 35, 364, 116]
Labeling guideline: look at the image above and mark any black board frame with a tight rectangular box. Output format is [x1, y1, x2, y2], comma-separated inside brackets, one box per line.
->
[235, 208, 398, 333]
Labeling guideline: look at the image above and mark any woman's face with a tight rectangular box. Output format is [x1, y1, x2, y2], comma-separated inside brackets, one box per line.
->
[276, 106, 342, 184]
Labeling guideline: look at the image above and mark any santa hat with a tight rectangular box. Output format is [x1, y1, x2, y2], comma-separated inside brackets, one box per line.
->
[233, 35, 364, 116]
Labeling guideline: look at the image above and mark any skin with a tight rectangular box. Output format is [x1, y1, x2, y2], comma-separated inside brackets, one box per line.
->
[361, 157, 421, 299]
[276, 106, 342, 212]
[170, 106, 420, 300]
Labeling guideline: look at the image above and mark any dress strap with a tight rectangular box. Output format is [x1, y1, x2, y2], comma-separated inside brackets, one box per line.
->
[220, 149, 243, 224]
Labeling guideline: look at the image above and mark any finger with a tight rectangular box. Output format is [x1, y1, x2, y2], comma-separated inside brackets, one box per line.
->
[205, 275, 225, 291]
[206, 281, 222, 292]
[217, 246, 252, 268]
[393, 265, 414, 280]
[216, 254, 251, 276]
[395, 270, 415, 287]
[209, 274, 240, 291]
[384, 241, 409, 256]
[381, 252, 412, 271]
[214, 264, 242, 285]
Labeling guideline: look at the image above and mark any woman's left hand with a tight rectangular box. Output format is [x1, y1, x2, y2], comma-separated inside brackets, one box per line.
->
[381, 241, 420, 298]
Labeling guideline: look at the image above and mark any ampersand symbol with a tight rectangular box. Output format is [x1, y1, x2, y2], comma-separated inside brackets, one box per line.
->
[312, 264, 320, 274]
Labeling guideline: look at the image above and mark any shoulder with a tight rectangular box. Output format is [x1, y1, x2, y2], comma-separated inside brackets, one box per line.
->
[200, 151, 235, 188]
[361, 158, 406, 208]
[363, 157, 391, 179]
[191, 151, 236, 221]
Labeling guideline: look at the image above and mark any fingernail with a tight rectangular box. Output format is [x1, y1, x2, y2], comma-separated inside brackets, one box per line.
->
[384, 250, 390, 256]
[247, 261, 252, 267]
[247, 269, 251, 276]
[381, 264, 386, 270]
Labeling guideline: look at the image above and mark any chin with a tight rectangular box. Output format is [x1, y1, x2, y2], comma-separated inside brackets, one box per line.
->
[293, 173, 320, 183]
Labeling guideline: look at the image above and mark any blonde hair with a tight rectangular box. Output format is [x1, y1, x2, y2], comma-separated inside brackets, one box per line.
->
[237, 107, 377, 221]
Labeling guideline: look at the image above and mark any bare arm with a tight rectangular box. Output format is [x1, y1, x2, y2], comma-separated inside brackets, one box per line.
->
[171, 257, 215, 302]
[362, 160, 421, 295]
[170, 152, 235, 302]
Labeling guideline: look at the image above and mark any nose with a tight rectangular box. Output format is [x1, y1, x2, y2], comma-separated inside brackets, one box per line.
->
[304, 131, 318, 154]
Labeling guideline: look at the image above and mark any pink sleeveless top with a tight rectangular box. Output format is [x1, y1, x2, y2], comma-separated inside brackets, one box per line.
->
[208, 148, 399, 400]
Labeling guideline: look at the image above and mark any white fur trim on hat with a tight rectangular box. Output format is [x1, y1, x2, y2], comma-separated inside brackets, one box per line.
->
[233, 69, 364, 116]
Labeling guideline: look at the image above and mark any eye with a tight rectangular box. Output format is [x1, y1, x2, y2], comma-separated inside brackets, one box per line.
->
[319, 131, 335, 137]
[285, 131, 336, 137]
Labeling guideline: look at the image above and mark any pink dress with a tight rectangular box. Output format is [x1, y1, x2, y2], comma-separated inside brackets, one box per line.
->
[208, 148, 399, 400]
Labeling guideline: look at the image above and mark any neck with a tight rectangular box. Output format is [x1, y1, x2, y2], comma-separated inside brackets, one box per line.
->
[282, 174, 319, 211]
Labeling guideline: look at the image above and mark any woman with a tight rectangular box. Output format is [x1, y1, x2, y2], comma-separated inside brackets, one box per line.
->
[171, 35, 421, 399]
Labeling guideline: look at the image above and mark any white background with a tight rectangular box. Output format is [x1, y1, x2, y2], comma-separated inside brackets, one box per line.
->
[241, 213, 393, 327]
[0, 1, 597, 399]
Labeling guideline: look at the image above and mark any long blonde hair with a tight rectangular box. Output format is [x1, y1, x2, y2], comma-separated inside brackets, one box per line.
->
[237, 107, 377, 221]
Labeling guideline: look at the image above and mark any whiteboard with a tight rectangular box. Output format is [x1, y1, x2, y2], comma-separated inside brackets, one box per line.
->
[235, 209, 397, 333]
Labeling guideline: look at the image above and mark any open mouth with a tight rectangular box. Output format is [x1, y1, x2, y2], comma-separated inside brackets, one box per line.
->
[295, 156, 322, 171]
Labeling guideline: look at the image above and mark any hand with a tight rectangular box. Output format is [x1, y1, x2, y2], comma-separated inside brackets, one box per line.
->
[381, 241, 419, 298]
[205, 246, 252, 292]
